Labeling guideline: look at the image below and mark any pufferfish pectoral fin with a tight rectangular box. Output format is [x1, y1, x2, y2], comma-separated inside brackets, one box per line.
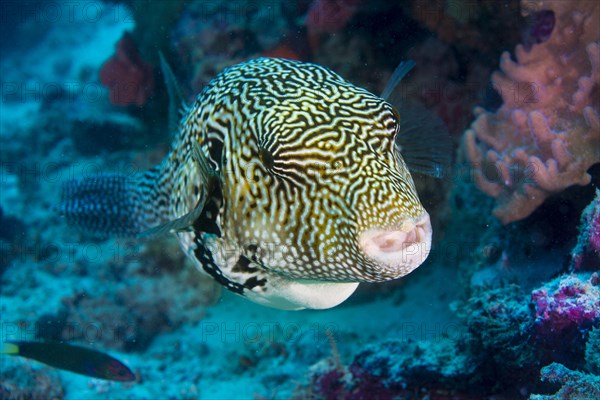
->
[393, 99, 452, 179]
[380, 59, 452, 179]
[138, 142, 218, 238]
[136, 197, 204, 238]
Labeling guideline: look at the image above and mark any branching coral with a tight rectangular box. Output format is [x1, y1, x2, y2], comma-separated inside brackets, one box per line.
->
[464, 0, 600, 224]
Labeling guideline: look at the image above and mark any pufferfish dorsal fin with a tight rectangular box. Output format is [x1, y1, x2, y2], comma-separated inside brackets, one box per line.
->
[381, 60, 416, 100]
[382, 60, 452, 179]
[138, 142, 217, 238]
[159, 52, 187, 135]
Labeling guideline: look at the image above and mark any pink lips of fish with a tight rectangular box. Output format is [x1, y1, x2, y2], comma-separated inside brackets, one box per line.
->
[358, 213, 432, 277]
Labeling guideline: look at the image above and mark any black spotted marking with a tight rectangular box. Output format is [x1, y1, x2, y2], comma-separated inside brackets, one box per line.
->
[192, 186, 223, 236]
[243, 276, 267, 290]
[208, 139, 224, 171]
[193, 239, 244, 294]
[259, 147, 275, 170]
[247, 244, 258, 252]
[232, 255, 260, 273]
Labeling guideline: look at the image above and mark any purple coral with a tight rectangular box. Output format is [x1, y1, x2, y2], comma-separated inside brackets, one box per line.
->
[532, 274, 600, 337]
[522, 10, 555, 50]
[303, 339, 477, 398]
[572, 190, 600, 270]
[590, 200, 600, 253]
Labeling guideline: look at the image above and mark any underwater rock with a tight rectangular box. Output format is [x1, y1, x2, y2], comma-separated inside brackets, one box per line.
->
[0, 213, 26, 244]
[305, 0, 361, 34]
[529, 362, 600, 400]
[2, 103, 149, 161]
[34, 310, 70, 342]
[0, 363, 65, 400]
[0, 205, 27, 277]
[312, 31, 377, 88]
[454, 284, 539, 389]
[586, 327, 600, 375]
[532, 274, 600, 334]
[70, 112, 145, 156]
[56, 287, 172, 353]
[171, 0, 287, 92]
[40, 237, 219, 353]
[56, 262, 218, 353]
[531, 273, 600, 368]
[409, 0, 522, 56]
[522, 9, 555, 50]
[303, 337, 476, 397]
[122, 0, 186, 66]
[571, 189, 600, 270]
[405, 37, 491, 135]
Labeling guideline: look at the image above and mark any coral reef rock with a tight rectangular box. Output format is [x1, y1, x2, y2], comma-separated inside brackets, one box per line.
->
[571, 189, 600, 270]
[530, 362, 600, 400]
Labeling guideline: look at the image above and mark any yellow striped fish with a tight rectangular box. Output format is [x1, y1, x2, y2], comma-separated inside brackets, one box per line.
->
[61, 57, 449, 310]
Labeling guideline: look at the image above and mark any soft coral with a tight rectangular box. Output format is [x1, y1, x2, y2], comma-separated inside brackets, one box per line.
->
[99, 32, 154, 106]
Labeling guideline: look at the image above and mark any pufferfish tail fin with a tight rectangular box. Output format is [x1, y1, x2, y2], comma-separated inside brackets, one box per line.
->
[59, 143, 216, 239]
[59, 56, 213, 239]
[59, 167, 170, 238]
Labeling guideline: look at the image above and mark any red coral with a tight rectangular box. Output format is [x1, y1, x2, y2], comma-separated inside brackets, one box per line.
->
[99, 32, 154, 107]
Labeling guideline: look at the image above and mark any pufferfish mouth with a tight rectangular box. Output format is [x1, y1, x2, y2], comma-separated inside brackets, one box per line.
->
[358, 213, 432, 277]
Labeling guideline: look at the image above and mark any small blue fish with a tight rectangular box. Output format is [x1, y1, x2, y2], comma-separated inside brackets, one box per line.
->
[60, 57, 449, 310]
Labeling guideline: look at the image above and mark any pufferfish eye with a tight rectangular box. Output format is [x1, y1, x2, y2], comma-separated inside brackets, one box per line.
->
[259, 146, 275, 170]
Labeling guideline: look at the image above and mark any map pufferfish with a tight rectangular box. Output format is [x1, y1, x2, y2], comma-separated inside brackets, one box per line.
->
[61, 57, 449, 310]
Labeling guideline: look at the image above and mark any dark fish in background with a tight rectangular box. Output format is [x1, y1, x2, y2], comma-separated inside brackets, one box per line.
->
[1, 341, 136, 382]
